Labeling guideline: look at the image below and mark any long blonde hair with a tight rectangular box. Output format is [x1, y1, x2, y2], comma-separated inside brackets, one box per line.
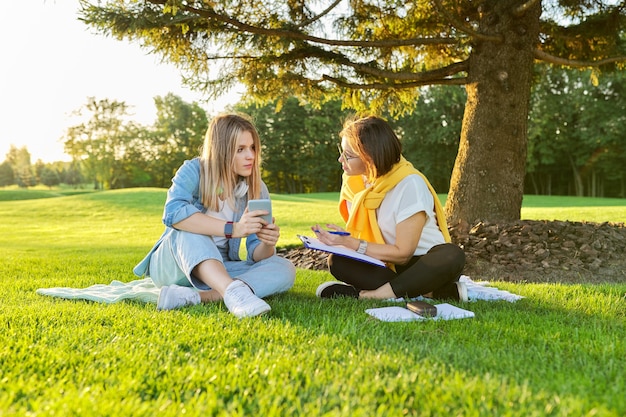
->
[199, 113, 262, 211]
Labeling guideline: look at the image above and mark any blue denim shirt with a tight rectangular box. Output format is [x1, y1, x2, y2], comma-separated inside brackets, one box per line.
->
[133, 157, 270, 277]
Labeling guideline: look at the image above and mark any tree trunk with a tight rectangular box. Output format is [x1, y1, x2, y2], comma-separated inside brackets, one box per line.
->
[547, 173, 551, 196]
[445, 0, 541, 225]
[528, 172, 538, 195]
[590, 169, 596, 197]
[569, 155, 584, 196]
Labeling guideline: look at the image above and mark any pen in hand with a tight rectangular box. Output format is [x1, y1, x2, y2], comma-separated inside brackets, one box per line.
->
[313, 229, 350, 236]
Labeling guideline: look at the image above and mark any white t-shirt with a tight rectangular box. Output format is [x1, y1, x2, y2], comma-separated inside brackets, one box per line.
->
[349, 174, 446, 256]
[206, 200, 236, 249]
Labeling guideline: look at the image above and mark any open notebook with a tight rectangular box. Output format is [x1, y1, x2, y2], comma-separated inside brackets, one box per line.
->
[297, 234, 386, 267]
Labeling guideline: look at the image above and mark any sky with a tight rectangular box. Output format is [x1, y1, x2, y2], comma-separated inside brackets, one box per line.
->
[0, 1, 241, 163]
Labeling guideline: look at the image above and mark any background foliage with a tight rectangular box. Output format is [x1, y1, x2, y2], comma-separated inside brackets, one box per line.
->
[2, 69, 625, 198]
[74, 0, 626, 224]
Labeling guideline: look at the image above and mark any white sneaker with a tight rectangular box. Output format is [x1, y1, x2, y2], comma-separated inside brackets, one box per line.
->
[456, 281, 469, 302]
[223, 280, 271, 318]
[157, 285, 201, 311]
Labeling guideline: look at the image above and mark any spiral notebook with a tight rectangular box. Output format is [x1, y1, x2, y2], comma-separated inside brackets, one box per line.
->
[297, 234, 387, 267]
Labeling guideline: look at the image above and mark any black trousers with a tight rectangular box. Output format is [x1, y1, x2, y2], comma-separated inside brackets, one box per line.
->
[328, 243, 465, 298]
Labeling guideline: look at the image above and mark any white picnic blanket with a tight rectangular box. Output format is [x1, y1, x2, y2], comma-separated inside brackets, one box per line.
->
[35, 274, 523, 306]
[459, 275, 524, 302]
[36, 278, 160, 304]
[385, 275, 524, 303]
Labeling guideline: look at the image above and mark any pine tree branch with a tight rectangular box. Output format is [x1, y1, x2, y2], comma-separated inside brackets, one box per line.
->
[431, 0, 502, 42]
[277, 46, 469, 82]
[534, 48, 626, 68]
[148, 0, 459, 48]
[297, 0, 342, 28]
[513, 0, 541, 17]
[322, 75, 467, 90]
[319, 60, 469, 88]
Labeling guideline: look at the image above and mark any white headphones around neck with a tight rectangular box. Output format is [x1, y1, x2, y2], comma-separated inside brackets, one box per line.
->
[234, 180, 249, 198]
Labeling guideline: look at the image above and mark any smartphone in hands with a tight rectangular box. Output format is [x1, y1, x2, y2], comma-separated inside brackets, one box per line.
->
[248, 199, 272, 224]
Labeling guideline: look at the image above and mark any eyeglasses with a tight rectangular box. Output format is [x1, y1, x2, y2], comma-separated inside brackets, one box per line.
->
[337, 144, 359, 162]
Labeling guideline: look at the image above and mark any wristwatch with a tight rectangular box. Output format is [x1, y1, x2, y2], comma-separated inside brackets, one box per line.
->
[224, 221, 234, 239]
[357, 239, 368, 254]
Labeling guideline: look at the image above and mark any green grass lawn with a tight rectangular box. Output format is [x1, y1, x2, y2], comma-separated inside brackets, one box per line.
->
[1, 188, 624, 416]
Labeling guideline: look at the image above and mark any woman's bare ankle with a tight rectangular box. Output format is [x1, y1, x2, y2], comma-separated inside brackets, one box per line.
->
[359, 283, 396, 300]
[200, 289, 222, 303]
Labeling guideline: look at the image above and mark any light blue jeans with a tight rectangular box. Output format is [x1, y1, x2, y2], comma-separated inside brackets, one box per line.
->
[148, 230, 295, 298]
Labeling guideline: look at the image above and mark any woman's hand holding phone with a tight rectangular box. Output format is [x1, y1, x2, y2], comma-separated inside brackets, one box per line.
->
[247, 199, 279, 246]
[248, 199, 273, 224]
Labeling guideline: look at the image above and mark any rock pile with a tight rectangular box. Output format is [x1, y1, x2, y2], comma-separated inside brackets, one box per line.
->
[278, 220, 626, 283]
[277, 246, 330, 270]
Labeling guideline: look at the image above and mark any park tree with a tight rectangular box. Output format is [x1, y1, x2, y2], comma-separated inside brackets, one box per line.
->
[63, 97, 136, 189]
[0, 161, 14, 187]
[63, 162, 85, 188]
[40, 167, 61, 189]
[79, 0, 626, 225]
[394, 85, 467, 193]
[237, 97, 349, 193]
[5, 145, 34, 188]
[527, 66, 626, 197]
[150, 93, 209, 187]
[34, 160, 46, 185]
[116, 94, 209, 188]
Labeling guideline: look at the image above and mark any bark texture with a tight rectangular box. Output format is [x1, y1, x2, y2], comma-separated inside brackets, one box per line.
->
[446, 0, 542, 225]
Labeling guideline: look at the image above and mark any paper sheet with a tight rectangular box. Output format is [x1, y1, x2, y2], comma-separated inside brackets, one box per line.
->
[365, 303, 475, 322]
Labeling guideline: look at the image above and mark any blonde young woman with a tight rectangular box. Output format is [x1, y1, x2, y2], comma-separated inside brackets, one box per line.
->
[312, 115, 467, 301]
[134, 113, 295, 317]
